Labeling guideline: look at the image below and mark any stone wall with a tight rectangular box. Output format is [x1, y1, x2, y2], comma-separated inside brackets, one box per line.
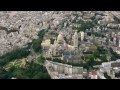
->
[45, 60, 83, 75]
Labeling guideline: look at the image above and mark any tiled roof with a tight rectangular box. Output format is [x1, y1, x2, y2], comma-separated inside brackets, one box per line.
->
[111, 62, 120, 67]
[91, 71, 97, 75]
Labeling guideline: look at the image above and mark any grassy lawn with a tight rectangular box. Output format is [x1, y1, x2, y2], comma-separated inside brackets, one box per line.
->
[4, 59, 27, 70]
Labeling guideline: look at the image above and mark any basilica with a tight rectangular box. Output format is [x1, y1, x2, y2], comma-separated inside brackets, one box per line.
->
[41, 31, 84, 64]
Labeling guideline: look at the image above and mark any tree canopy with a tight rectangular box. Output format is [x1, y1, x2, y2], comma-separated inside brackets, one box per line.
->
[0, 62, 51, 79]
[0, 47, 30, 66]
[32, 29, 45, 53]
[37, 56, 46, 64]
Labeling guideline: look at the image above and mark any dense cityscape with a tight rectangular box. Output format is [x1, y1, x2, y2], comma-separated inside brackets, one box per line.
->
[0, 11, 120, 79]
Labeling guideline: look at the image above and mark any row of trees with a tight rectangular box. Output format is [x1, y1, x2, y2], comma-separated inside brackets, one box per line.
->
[0, 62, 51, 79]
[46, 57, 65, 64]
[87, 31, 106, 38]
[0, 26, 19, 34]
[32, 29, 45, 53]
[110, 48, 120, 61]
[92, 32, 106, 38]
[83, 51, 93, 54]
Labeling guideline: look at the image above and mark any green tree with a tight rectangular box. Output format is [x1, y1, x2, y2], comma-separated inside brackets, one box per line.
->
[38, 30, 45, 39]
[115, 72, 120, 78]
[100, 55, 107, 62]
[110, 47, 120, 61]
[32, 29, 45, 53]
[93, 51, 100, 59]
[104, 72, 111, 79]
[10, 69, 25, 79]
[37, 56, 46, 64]
[2, 63, 51, 79]
[50, 39, 55, 44]
[32, 39, 42, 53]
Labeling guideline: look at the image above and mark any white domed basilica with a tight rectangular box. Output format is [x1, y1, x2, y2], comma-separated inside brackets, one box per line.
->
[41, 31, 82, 63]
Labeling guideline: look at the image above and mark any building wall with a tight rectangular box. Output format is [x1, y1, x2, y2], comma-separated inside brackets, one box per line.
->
[45, 60, 83, 75]
[72, 67, 83, 74]
[91, 75, 98, 79]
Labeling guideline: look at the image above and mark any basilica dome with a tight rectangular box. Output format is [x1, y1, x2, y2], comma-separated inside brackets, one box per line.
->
[57, 33, 64, 43]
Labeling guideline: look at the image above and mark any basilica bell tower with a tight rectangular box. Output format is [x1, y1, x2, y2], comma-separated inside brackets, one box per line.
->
[73, 31, 78, 50]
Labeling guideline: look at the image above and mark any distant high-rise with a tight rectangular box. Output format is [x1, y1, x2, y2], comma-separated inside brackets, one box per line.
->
[80, 31, 84, 41]
[73, 31, 78, 48]
[113, 34, 117, 46]
[116, 33, 120, 47]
